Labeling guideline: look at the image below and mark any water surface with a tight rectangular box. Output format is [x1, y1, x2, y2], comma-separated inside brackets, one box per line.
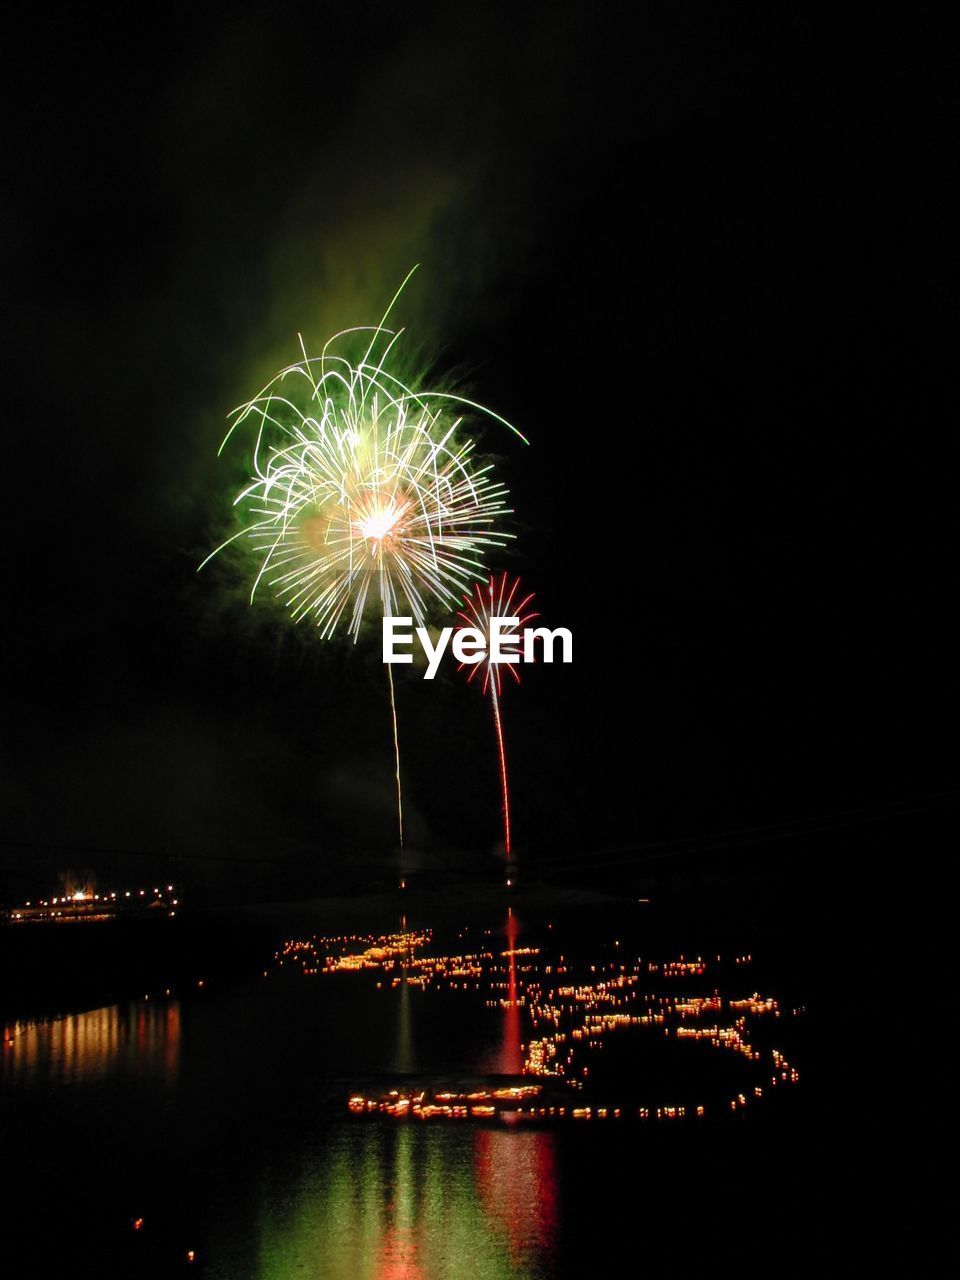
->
[2, 903, 809, 1277]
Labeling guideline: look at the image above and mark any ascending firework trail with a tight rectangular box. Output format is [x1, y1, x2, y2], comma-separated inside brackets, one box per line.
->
[456, 572, 539, 866]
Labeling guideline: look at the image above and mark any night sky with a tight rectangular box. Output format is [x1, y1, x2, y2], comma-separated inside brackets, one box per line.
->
[2, 3, 955, 901]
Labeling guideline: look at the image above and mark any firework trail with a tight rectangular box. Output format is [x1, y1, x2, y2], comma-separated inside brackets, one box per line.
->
[456, 572, 538, 863]
[203, 271, 524, 846]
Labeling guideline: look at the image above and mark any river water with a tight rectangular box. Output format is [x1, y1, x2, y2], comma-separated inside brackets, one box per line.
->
[2, 899, 812, 1277]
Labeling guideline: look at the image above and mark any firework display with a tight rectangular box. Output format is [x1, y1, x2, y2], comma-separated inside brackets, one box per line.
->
[204, 327, 520, 633]
[203, 279, 525, 846]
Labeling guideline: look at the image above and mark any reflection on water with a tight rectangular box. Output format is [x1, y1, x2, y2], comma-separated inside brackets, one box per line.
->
[490, 908, 523, 1076]
[247, 1125, 557, 1280]
[1, 906, 805, 1278]
[475, 1128, 558, 1269]
[221, 910, 559, 1279]
[1, 999, 181, 1085]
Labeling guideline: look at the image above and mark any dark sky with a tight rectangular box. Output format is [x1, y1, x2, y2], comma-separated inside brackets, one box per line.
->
[2, 3, 956, 899]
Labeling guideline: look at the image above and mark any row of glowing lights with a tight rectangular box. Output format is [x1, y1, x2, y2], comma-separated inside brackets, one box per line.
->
[523, 964, 795, 1091]
[348, 1085, 708, 1123]
[8, 886, 179, 917]
[277, 930, 802, 1121]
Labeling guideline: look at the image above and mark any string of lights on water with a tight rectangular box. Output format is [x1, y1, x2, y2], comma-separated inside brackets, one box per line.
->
[273, 915, 804, 1125]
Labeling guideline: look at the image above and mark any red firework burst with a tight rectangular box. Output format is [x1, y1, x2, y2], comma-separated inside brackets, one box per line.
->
[456, 572, 539, 860]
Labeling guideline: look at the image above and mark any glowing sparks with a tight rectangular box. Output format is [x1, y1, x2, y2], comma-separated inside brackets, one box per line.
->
[202, 324, 519, 642]
[456, 571, 539, 696]
[357, 496, 408, 545]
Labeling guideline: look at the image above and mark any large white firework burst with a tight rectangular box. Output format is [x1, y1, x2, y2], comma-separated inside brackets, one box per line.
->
[203, 319, 523, 640]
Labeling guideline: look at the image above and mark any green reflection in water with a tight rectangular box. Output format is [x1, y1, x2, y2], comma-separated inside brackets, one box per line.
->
[208, 914, 557, 1279]
[245, 1122, 554, 1280]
